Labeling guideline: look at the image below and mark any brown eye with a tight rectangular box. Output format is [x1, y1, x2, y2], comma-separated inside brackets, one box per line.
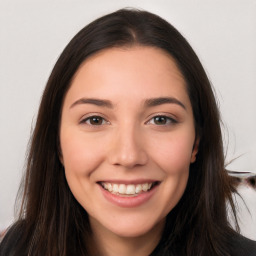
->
[148, 115, 177, 125]
[82, 116, 106, 125]
[154, 116, 168, 125]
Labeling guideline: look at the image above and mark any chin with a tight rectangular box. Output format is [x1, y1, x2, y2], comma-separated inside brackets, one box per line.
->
[99, 214, 166, 239]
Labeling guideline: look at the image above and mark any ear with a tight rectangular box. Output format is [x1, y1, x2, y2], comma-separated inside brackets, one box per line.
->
[190, 137, 200, 163]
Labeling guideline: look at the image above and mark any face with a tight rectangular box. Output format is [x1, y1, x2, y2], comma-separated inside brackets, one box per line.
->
[60, 46, 198, 239]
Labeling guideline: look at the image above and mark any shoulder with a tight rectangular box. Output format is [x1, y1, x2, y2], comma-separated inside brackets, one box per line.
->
[0, 220, 28, 256]
[229, 233, 256, 256]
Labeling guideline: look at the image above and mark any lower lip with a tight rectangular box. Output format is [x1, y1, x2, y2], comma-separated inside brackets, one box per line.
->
[99, 184, 158, 208]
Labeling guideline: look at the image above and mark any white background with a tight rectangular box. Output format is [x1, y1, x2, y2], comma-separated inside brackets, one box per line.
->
[0, 0, 256, 239]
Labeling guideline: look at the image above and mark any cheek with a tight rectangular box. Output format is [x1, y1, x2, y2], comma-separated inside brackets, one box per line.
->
[60, 130, 105, 210]
[149, 132, 195, 174]
[60, 129, 105, 176]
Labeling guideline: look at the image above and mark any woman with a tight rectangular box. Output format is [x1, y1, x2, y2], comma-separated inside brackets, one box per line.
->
[0, 8, 255, 256]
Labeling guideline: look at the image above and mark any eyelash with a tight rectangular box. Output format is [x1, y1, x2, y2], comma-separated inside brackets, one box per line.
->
[79, 114, 177, 127]
[147, 115, 177, 126]
[79, 115, 109, 126]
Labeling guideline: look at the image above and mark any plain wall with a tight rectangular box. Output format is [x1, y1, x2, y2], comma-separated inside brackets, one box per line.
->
[0, 0, 256, 238]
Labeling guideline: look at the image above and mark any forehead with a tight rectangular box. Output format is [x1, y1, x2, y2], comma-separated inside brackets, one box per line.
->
[74, 46, 185, 86]
[64, 46, 191, 109]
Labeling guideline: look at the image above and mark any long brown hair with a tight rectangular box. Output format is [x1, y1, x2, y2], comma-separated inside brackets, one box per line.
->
[1, 8, 238, 256]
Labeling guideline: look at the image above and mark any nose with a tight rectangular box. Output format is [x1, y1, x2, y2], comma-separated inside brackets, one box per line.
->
[107, 125, 148, 169]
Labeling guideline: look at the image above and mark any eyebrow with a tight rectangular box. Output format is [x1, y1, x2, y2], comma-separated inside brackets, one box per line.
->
[144, 97, 186, 110]
[70, 98, 113, 109]
[70, 96, 186, 110]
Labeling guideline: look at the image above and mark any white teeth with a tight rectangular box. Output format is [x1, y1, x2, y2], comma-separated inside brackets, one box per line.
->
[118, 184, 126, 194]
[112, 184, 119, 193]
[107, 183, 112, 192]
[135, 184, 142, 194]
[101, 182, 153, 195]
[126, 185, 136, 195]
[142, 183, 149, 192]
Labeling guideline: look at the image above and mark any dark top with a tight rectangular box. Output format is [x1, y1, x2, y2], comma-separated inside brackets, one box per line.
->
[229, 234, 256, 256]
[1, 221, 256, 256]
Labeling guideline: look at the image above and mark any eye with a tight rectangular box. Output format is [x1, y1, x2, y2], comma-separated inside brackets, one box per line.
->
[80, 116, 108, 126]
[148, 115, 177, 125]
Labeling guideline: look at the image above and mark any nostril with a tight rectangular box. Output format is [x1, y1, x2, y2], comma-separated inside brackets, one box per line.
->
[108, 145, 148, 168]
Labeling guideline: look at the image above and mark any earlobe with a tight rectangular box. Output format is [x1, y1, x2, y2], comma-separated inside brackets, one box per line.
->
[191, 138, 200, 163]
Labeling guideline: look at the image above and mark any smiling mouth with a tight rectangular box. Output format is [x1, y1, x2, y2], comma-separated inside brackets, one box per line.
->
[98, 181, 160, 197]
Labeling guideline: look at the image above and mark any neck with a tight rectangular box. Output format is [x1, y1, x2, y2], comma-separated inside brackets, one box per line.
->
[89, 218, 165, 256]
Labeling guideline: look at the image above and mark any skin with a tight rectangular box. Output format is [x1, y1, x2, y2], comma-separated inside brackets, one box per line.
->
[60, 46, 199, 256]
